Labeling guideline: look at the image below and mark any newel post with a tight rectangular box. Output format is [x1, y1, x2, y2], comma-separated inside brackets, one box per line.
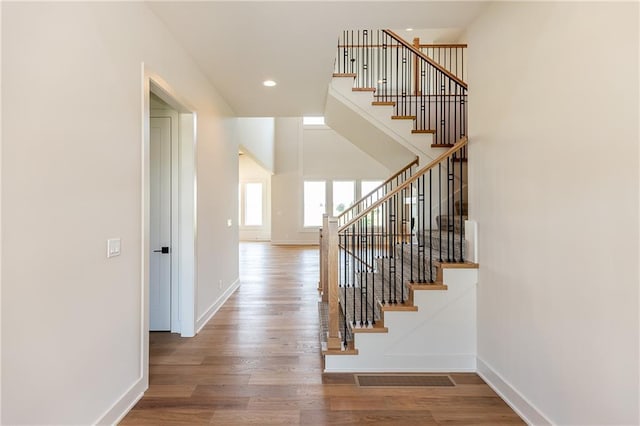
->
[320, 215, 328, 302]
[326, 216, 341, 350]
[413, 37, 421, 96]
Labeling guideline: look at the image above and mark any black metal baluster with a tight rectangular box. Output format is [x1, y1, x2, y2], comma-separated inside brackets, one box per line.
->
[428, 60, 432, 135]
[363, 219, 368, 326]
[459, 145, 464, 262]
[381, 199, 386, 305]
[429, 168, 433, 282]
[399, 188, 404, 302]
[363, 29, 368, 89]
[370, 211, 375, 325]
[359, 220, 364, 326]
[454, 83, 458, 144]
[447, 156, 452, 262]
[448, 79, 452, 146]
[390, 196, 396, 304]
[341, 234, 348, 348]
[351, 225, 356, 326]
[440, 74, 445, 147]
[438, 163, 443, 262]
[410, 180, 414, 283]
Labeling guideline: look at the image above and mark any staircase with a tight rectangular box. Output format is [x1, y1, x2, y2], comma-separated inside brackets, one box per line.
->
[325, 29, 468, 168]
[319, 29, 478, 373]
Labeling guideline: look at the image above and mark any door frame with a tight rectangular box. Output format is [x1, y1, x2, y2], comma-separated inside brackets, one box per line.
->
[142, 66, 198, 377]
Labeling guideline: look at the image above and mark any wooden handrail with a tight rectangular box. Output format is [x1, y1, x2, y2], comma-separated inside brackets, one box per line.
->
[419, 43, 468, 49]
[338, 157, 419, 221]
[337, 43, 468, 49]
[383, 29, 468, 90]
[339, 137, 468, 232]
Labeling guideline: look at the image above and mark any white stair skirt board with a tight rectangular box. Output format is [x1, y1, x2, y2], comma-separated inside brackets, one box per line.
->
[327, 76, 437, 165]
[325, 268, 478, 372]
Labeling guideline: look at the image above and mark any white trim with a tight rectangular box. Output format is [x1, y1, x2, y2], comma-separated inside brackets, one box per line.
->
[144, 70, 198, 338]
[477, 357, 553, 426]
[98, 62, 152, 426]
[0, 3, 4, 420]
[465, 219, 478, 264]
[195, 279, 240, 333]
[178, 112, 197, 337]
[94, 378, 146, 425]
[271, 241, 319, 246]
[140, 62, 151, 394]
[324, 366, 477, 374]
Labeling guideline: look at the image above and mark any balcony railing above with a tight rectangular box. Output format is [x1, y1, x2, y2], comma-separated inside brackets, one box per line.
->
[335, 29, 467, 149]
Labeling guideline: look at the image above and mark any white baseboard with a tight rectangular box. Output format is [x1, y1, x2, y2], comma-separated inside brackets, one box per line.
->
[270, 240, 319, 246]
[477, 357, 552, 426]
[196, 278, 240, 333]
[324, 366, 477, 373]
[94, 376, 146, 425]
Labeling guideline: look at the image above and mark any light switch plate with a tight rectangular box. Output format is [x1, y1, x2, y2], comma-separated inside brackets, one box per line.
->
[227, 219, 232, 227]
[107, 238, 121, 258]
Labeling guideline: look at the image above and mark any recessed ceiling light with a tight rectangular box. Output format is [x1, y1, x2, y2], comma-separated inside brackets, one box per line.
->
[263, 80, 277, 87]
[406, 28, 414, 32]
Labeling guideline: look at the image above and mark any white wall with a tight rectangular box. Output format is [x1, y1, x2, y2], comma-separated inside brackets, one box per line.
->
[1, 2, 238, 424]
[271, 118, 390, 244]
[239, 154, 272, 241]
[466, 3, 639, 425]
[237, 117, 275, 173]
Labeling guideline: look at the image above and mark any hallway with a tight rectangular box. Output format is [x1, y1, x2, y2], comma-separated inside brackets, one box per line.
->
[121, 242, 523, 425]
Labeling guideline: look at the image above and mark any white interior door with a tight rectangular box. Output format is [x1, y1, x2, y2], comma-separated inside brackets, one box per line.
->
[150, 117, 172, 331]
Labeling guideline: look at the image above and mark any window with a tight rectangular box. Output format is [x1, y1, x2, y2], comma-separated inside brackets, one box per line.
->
[333, 181, 355, 216]
[303, 116, 325, 126]
[239, 182, 263, 227]
[303, 181, 326, 227]
[244, 182, 263, 226]
[361, 180, 384, 201]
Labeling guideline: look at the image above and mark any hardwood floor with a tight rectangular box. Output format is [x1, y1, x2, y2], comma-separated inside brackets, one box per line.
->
[121, 242, 524, 425]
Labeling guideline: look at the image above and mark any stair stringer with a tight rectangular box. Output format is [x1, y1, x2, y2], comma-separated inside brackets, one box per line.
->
[324, 268, 478, 373]
[326, 76, 439, 166]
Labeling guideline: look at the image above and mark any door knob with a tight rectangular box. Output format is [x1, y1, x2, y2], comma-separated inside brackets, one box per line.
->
[153, 246, 170, 254]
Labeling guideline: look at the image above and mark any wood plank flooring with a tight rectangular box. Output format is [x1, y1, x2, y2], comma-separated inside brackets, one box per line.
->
[121, 242, 524, 425]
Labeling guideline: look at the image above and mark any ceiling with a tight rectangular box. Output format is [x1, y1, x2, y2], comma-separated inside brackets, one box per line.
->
[146, 1, 488, 117]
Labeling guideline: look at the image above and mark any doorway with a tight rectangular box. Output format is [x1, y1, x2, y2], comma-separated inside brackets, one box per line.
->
[145, 79, 197, 338]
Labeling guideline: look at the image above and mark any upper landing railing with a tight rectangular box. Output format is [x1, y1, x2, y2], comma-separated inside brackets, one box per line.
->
[335, 29, 467, 149]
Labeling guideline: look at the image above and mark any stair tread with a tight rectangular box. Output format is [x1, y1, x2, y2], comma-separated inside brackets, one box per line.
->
[409, 283, 448, 291]
[433, 261, 479, 269]
[333, 73, 357, 78]
[391, 115, 416, 120]
[412, 129, 436, 134]
[350, 324, 389, 333]
[380, 303, 418, 312]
